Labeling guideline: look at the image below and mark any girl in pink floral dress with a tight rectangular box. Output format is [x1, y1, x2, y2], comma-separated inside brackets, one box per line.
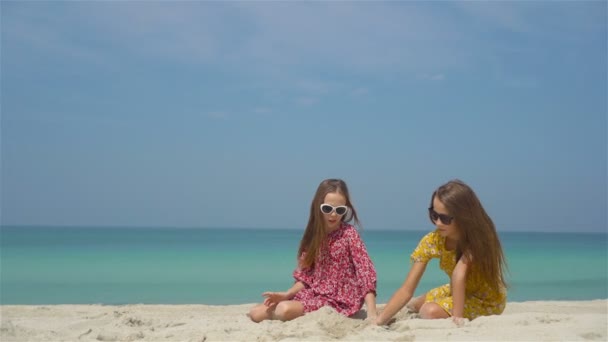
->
[248, 179, 377, 322]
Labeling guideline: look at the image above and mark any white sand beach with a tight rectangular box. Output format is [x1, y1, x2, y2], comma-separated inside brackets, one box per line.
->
[1, 300, 606, 341]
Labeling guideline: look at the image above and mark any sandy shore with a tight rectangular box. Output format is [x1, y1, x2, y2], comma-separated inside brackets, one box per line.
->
[1, 300, 606, 341]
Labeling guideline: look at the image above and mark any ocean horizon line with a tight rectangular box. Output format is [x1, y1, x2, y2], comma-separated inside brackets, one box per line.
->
[1, 224, 606, 235]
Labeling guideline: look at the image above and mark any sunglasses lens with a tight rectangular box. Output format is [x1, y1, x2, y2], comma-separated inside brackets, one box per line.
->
[321, 205, 333, 214]
[440, 215, 453, 225]
[335, 207, 347, 216]
[429, 209, 438, 222]
[429, 208, 453, 225]
[432, 212, 438, 221]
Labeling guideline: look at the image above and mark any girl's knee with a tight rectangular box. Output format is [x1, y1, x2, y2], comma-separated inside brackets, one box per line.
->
[248, 305, 268, 323]
[274, 302, 292, 320]
[274, 301, 303, 321]
[406, 294, 426, 313]
[419, 303, 450, 319]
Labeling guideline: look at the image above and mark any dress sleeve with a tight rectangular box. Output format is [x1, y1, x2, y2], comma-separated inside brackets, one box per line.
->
[348, 228, 377, 295]
[410, 231, 441, 264]
[292, 252, 314, 286]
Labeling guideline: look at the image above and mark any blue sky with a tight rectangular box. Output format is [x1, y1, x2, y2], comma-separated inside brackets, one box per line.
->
[1, 1, 606, 232]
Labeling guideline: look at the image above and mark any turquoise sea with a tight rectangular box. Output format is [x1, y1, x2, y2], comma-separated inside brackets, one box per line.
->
[1, 226, 606, 305]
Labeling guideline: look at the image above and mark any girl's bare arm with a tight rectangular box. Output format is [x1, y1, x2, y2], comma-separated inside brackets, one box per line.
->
[375, 262, 427, 325]
[451, 257, 469, 320]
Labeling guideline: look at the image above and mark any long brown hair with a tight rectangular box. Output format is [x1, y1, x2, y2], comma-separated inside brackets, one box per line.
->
[431, 179, 508, 290]
[297, 179, 360, 269]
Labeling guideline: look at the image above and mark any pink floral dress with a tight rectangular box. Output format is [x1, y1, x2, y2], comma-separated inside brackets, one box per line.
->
[292, 222, 377, 316]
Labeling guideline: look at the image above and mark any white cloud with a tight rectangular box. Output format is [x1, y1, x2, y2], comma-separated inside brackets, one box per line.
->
[295, 80, 332, 95]
[4, 1, 604, 89]
[428, 74, 446, 81]
[207, 111, 227, 120]
[454, 1, 606, 40]
[503, 76, 539, 89]
[416, 73, 445, 82]
[253, 107, 272, 115]
[351, 87, 369, 96]
[235, 2, 468, 73]
[295, 97, 318, 106]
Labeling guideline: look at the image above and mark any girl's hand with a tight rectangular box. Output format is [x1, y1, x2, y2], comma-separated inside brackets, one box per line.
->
[365, 310, 377, 322]
[452, 316, 466, 327]
[262, 292, 289, 307]
[374, 313, 388, 326]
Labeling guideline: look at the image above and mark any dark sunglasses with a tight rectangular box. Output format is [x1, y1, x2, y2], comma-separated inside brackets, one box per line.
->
[428, 207, 454, 225]
[320, 204, 348, 216]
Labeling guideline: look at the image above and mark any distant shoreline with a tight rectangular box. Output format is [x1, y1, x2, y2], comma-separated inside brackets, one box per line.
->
[1, 225, 606, 234]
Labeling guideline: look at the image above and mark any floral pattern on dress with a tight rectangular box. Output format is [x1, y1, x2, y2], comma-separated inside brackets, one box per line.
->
[410, 230, 507, 319]
[292, 222, 377, 316]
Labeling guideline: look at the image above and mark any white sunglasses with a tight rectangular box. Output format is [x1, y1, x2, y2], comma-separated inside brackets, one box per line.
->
[320, 204, 348, 216]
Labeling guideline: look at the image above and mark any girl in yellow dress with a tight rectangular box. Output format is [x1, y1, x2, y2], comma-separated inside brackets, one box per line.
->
[375, 179, 508, 325]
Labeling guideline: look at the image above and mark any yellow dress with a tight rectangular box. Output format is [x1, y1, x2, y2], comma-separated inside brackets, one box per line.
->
[410, 230, 506, 319]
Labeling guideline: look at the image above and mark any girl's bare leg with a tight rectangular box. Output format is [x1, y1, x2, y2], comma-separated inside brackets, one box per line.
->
[419, 302, 450, 319]
[273, 300, 305, 321]
[248, 300, 305, 322]
[248, 303, 276, 322]
[406, 294, 426, 313]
